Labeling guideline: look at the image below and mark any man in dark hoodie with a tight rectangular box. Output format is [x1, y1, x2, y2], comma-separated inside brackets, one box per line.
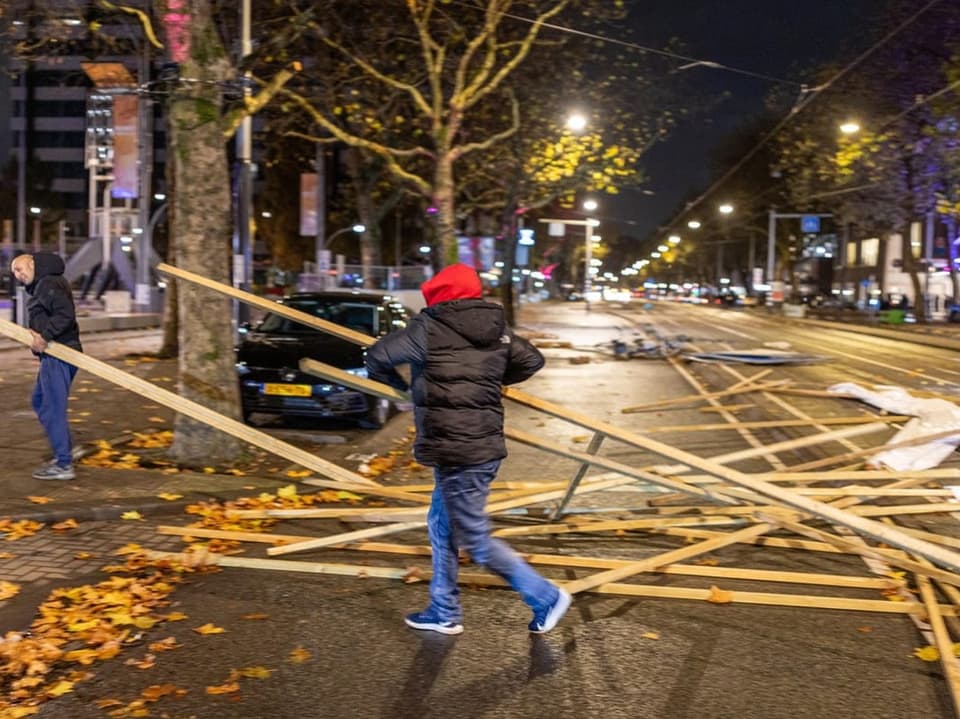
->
[366, 263, 571, 635]
[10, 252, 83, 480]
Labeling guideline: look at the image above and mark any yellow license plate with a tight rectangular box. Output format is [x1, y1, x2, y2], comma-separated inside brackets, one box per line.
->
[263, 383, 312, 397]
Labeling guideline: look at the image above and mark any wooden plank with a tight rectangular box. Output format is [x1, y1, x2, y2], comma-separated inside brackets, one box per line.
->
[147, 549, 412, 579]
[562, 523, 774, 595]
[645, 416, 909, 434]
[0, 319, 444, 503]
[154, 527, 892, 589]
[650, 526, 859, 555]
[917, 572, 960, 715]
[778, 488, 955, 498]
[758, 469, 960, 483]
[265, 476, 638, 555]
[618, 381, 789, 414]
[785, 428, 960, 472]
[228, 505, 428, 520]
[266, 521, 427, 554]
[158, 263, 373, 346]
[301, 358, 410, 402]
[492, 515, 745, 537]
[849, 502, 960, 518]
[726, 369, 774, 390]
[704, 422, 891, 467]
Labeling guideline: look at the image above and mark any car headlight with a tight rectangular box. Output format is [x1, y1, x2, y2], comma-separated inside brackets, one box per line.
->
[345, 367, 368, 378]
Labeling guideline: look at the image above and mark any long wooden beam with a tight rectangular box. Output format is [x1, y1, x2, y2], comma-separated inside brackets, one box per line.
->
[264, 476, 637, 556]
[785, 428, 960, 472]
[0, 319, 443, 504]
[562, 523, 774, 595]
[618, 381, 791, 413]
[158, 263, 373, 346]
[145, 550, 951, 615]
[645, 415, 909, 434]
[154, 526, 893, 590]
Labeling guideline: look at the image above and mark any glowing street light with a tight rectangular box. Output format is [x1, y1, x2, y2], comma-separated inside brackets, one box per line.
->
[839, 121, 860, 135]
[657, 244, 668, 252]
[668, 235, 681, 245]
[687, 220, 701, 229]
[582, 199, 598, 212]
[718, 203, 734, 215]
[566, 113, 587, 133]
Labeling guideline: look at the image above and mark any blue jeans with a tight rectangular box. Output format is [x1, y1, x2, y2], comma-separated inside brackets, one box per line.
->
[31, 355, 78, 466]
[427, 459, 559, 623]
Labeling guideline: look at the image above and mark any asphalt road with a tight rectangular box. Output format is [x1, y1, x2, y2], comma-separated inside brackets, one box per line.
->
[1, 300, 958, 718]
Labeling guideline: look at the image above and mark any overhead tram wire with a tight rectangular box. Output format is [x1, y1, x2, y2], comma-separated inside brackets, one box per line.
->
[653, 0, 946, 233]
[447, 0, 805, 88]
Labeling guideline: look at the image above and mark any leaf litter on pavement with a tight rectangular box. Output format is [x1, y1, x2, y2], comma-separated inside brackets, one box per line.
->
[0, 453, 408, 715]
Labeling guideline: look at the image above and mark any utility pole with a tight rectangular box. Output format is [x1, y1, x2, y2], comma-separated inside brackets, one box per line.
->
[135, 40, 154, 311]
[314, 144, 327, 289]
[233, 0, 253, 325]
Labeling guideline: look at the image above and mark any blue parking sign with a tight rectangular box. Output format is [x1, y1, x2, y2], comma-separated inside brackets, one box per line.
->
[801, 215, 820, 233]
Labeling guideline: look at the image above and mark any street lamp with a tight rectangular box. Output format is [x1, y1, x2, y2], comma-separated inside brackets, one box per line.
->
[566, 113, 587, 133]
[687, 220, 701, 229]
[839, 121, 860, 135]
[319, 223, 365, 287]
[718, 203, 734, 215]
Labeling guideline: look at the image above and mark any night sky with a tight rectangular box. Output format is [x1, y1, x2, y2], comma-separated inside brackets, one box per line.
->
[608, 0, 879, 242]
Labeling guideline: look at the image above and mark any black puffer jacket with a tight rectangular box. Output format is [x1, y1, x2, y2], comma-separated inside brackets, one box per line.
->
[366, 299, 543, 467]
[24, 252, 82, 351]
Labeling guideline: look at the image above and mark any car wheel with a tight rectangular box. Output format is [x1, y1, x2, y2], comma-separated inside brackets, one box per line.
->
[359, 397, 392, 429]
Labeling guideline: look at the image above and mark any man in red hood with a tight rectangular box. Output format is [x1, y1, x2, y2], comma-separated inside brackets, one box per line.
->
[366, 263, 571, 635]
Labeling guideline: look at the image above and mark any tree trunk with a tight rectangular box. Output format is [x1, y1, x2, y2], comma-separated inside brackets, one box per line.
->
[164, 0, 243, 465]
[433, 154, 457, 267]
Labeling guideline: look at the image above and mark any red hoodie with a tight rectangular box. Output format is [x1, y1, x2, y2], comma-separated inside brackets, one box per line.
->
[421, 263, 483, 307]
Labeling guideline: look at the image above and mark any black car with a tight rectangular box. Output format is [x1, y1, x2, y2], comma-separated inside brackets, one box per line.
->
[235, 290, 413, 428]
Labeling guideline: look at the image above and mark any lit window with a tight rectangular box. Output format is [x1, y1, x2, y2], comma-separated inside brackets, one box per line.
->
[861, 238, 879, 266]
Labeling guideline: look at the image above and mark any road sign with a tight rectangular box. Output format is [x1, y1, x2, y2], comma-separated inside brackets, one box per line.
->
[801, 215, 820, 233]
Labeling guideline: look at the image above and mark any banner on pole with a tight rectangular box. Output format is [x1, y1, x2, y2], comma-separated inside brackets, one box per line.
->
[300, 173, 317, 236]
[111, 95, 139, 199]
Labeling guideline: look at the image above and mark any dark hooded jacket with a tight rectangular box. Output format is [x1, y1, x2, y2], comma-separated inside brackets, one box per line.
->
[366, 267, 543, 467]
[23, 252, 82, 352]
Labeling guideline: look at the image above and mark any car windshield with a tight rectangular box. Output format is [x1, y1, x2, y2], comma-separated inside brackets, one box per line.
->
[258, 299, 378, 336]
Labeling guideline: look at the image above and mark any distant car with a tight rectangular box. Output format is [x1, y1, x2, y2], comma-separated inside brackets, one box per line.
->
[235, 290, 413, 428]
